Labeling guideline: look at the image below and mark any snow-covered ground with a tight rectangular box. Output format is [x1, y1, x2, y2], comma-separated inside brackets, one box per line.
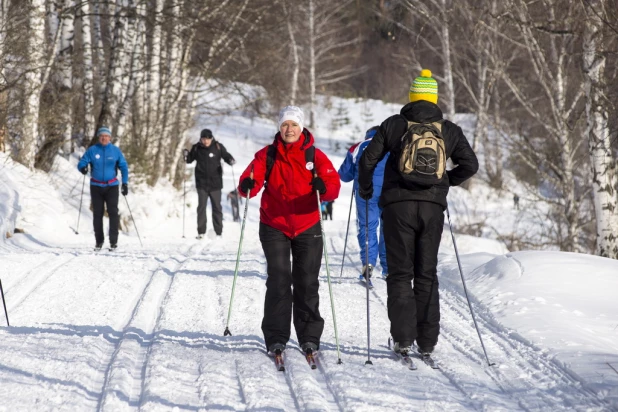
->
[1, 95, 617, 411]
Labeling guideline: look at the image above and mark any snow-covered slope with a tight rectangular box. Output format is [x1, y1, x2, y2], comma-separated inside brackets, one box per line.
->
[0, 96, 617, 411]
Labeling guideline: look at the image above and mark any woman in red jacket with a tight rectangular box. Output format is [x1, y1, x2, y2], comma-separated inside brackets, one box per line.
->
[237, 106, 341, 357]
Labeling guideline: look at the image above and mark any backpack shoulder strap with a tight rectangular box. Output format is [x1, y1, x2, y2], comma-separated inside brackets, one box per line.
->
[264, 144, 277, 186]
[264, 143, 316, 187]
[305, 145, 315, 165]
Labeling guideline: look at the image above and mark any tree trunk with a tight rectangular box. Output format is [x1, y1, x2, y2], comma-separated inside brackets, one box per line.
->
[95, 0, 126, 141]
[583, 0, 618, 259]
[114, 0, 139, 147]
[59, 0, 75, 155]
[145, 0, 163, 150]
[439, 0, 455, 120]
[282, 1, 299, 104]
[16, 0, 46, 170]
[308, 0, 316, 127]
[79, 0, 96, 147]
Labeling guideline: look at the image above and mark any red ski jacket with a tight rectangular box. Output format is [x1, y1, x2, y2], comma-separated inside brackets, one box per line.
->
[238, 129, 340, 238]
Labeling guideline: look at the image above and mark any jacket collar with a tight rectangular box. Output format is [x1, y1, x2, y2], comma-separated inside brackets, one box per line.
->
[198, 139, 216, 149]
[274, 129, 314, 152]
[401, 100, 443, 123]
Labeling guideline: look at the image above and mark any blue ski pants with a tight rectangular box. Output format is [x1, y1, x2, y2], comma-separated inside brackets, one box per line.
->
[355, 196, 388, 274]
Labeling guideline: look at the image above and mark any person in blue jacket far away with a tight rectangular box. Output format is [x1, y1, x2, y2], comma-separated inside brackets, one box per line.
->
[77, 127, 129, 251]
[338, 126, 389, 282]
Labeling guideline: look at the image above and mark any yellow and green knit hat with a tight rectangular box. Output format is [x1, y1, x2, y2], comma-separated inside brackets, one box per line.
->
[409, 69, 438, 104]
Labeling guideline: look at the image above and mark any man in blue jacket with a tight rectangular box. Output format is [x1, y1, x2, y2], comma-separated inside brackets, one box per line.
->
[77, 127, 129, 251]
[338, 126, 389, 284]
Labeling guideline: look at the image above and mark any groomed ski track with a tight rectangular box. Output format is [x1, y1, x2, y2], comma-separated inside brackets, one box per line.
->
[0, 220, 611, 411]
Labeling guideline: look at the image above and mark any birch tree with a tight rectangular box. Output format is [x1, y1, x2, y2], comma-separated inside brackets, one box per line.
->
[58, 0, 75, 155]
[282, 0, 299, 105]
[78, 0, 96, 146]
[582, 0, 618, 259]
[454, 0, 513, 188]
[390, 0, 457, 120]
[95, 0, 127, 142]
[15, 0, 46, 169]
[501, 0, 588, 252]
[144, 0, 163, 148]
[306, 0, 364, 126]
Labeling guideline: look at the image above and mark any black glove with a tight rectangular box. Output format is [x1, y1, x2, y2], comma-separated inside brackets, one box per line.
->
[183, 149, 189, 161]
[80, 167, 88, 175]
[358, 186, 373, 200]
[311, 177, 327, 195]
[121, 183, 128, 196]
[240, 177, 255, 193]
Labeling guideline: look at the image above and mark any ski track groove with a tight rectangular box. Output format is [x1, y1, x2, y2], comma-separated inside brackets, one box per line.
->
[315, 353, 345, 411]
[331, 230, 612, 410]
[439, 286, 608, 410]
[330, 236, 496, 410]
[280, 352, 303, 411]
[284, 348, 342, 412]
[5, 254, 76, 313]
[95, 243, 200, 412]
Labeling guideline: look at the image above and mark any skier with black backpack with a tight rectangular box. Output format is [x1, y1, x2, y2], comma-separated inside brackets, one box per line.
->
[358, 69, 478, 363]
[237, 106, 341, 366]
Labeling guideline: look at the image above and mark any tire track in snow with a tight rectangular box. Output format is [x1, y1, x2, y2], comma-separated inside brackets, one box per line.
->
[95, 243, 202, 411]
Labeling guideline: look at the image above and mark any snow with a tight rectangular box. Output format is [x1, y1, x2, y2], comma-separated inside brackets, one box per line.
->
[1, 94, 617, 411]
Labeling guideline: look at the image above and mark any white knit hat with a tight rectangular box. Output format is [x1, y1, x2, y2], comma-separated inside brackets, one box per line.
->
[278, 106, 304, 130]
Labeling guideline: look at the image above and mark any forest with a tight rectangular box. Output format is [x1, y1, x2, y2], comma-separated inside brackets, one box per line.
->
[0, 0, 617, 258]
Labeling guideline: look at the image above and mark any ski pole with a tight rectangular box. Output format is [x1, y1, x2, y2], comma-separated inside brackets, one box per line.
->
[123, 194, 143, 248]
[314, 174, 343, 365]
[224, 165, 253, 336]
[182, 168, 186, 238]
[364, 200, 372, 365]
[446, 205, 495, 367]
[0, 278, 9, 326]
[75, 173, 86, 234]
[338, 190, 355, 280]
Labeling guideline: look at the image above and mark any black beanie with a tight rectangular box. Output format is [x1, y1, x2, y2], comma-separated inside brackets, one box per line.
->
[200, 129, 213, 138]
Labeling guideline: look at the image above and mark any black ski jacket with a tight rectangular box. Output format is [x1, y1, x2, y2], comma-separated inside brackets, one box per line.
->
[186, 140, 235, 191]
[358, 100, 478, 209]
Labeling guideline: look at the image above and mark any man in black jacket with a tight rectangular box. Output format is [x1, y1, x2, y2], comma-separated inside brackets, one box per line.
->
[184, 129, 235, 238]
[358, 69, 478, 357]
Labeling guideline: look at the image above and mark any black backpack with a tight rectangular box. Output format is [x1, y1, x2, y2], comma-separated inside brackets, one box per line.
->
[264, 143, 315, 188]
[397, 120, 446, 185]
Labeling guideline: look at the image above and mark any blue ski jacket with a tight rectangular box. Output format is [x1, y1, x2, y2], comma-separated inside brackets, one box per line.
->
[338, 136, 389, 203]
[77, 143, 129, 187]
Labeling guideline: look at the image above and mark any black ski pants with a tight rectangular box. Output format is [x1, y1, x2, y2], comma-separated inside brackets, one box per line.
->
[382, 201, 444, 350]
[91, 184, 119, 245]
[197, 188, 222, 235]
[259, 222, 324, 350]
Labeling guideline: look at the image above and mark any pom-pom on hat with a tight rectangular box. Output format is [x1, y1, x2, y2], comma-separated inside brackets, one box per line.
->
[409, 69, 438, 104]
[278, 106, 304, 131]
[97, 126, 112, 137]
